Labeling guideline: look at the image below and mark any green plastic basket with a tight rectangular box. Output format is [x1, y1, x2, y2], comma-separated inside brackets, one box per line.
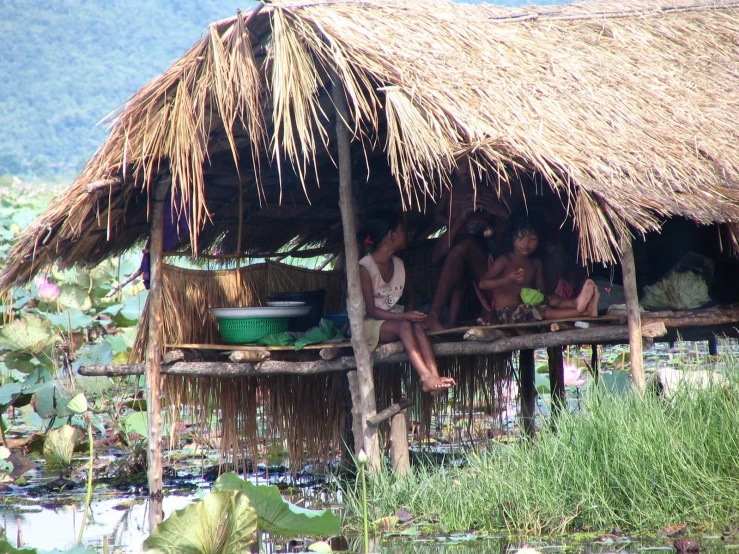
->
[216, 317, 288, 344]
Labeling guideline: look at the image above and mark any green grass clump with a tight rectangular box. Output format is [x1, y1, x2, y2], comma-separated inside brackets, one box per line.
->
[347, 369, 739, 536]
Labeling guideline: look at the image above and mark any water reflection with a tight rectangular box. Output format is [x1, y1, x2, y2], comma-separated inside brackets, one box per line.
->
[1, 495, 192, 552]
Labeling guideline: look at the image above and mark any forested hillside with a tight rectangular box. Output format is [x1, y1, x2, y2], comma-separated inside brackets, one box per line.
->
[0, 0, 249, 177]
[0, 0, 564, 179]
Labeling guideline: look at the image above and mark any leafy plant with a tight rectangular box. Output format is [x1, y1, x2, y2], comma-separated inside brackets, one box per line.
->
[212, 472, 341, 536]
[42, 424, 82, 466]
[143, 491, 258, 554]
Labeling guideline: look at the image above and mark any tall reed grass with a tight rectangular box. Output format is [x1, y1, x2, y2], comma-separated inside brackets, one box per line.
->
[346, 363, 739, 536]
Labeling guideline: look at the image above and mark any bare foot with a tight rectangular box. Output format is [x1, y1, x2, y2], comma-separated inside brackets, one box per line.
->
[576, 279, 596, 313]
[422, 375, 455, 394]
[424, 313, 445, 333]
[585, 288, 600, 318]
[476, 310, 496, 326]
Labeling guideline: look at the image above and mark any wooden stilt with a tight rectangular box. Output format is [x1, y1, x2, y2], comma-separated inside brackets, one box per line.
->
[620, 235, 645, 395]
[708, 336, 718, 356]
[338, 367, 354, 472]
[389, 412, 410, 475]
[332, 76, 381, 471]
[547, 346, 565, 418]
[519, 349, 536, 437]
[145, 174, 170, 530]
[388, 378, 410, 475]
[590, 344, 599, 383]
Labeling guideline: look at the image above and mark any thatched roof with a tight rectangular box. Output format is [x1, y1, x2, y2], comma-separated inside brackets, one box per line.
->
[3, 0, 739, 289]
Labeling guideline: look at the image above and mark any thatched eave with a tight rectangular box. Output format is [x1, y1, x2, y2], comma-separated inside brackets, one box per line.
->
[2, 0, 739, 291]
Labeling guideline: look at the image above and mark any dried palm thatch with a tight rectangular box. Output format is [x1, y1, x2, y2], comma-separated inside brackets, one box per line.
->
[131, 260, 344, 361]
[163, 371, 349, 470]
[2, 0, 739, 293]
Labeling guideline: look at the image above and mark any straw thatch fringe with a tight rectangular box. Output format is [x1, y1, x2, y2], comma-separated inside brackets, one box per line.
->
[131, 260, 344, 361]
[162, 371, 347, 470]
[374, 353, 514, 449]
[4, 0, 739, 292]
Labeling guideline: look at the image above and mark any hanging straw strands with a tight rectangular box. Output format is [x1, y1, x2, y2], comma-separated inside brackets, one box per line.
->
[2, 0, 739, 286]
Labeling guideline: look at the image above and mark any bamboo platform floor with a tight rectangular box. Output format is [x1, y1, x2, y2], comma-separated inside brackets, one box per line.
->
[79, 305, 739, 378]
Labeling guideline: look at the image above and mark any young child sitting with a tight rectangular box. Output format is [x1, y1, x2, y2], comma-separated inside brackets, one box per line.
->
[478, 212, 599, 324]
[358, 210, 456, 394]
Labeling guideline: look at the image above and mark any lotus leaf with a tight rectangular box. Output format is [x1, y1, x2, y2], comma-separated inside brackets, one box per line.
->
[4, 351, 40, 374]
[213, 472, 341, 536]
[0, 382, 22, 408]
[307, 541, 333, 552]
[520, 288, 544, 307]
[123, 411, 149, 438]
[143, 490, 257, 554]
[43, 424, 83, 466]
[57, 285, 92, 311]
[0, 315, 57, 353]
[66, 393, 88, 415]
[0, 538, 36, 553]
[39, 547, 97, 554]
[33, 382, 72, 419]
[46, 309, 94, 331]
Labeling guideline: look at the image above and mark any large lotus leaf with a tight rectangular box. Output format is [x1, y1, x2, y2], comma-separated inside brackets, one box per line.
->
[72, 341, 114, 373]
[0, 538, 37, 553]
[0, 382, 22, 408]
[0, 315, 58, 353]
[57, 285, 92, 311]
[33, 382, 72, 419]
[46, 309, 94, 331]
[74, 375, 113, 399]
[43, 424, 83, 466]
[123, 411, 148, 438]
[39, 546, 97, 554]
[39, 547, 97, 554]
[213, 473, 341, 536]
[102, 291, 147, 327]
[143, 490, 257, 554]
[4, 351, 41, 374]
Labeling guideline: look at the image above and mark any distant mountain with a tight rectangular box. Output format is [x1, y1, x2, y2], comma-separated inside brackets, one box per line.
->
[0, 0, 569, 178]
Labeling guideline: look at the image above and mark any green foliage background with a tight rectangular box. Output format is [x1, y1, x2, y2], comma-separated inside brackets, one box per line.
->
[0, 0, 567, 179]
[0, 0, 253, 178]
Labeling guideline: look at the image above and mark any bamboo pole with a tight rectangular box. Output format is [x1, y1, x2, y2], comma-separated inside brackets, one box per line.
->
[620, 234, 645, 395]
[145, 174, 170, 530]
[331, 75, 381, 471]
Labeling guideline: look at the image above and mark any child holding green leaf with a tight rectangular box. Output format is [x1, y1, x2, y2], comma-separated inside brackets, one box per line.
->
[479, 212, 599, 324]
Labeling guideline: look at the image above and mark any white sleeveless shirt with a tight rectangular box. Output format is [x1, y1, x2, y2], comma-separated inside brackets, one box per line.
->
[359, 255, 406, 311]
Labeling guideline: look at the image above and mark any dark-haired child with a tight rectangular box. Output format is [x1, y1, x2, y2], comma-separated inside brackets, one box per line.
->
[359, 211, 455, 394]
[479, 213, 599, 324]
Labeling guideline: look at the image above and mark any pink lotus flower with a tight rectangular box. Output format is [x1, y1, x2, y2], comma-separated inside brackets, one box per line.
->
[564, 363, 585, 387]
[35, 275, 60, 301]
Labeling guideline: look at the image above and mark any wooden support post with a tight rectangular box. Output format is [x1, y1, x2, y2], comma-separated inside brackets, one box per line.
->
[519, 349, 536, 437]
[389, 413, 410, 475]
[620, 235, 645, 395]
[332, 75, 381, 471]
[389, 380, 410, 476]
[547, 346, 565, 418]
[591, 344, 599, 383]
[145, 174, 170, 530]
[708, 337, 718, 356]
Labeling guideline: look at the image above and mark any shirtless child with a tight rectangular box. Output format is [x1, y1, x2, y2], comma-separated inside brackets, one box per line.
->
[478, 213, 599, 324]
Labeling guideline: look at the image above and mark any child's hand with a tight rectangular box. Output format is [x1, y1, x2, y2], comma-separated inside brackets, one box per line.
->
[507, 268, 525, 284]
[405, 311, 428, 322]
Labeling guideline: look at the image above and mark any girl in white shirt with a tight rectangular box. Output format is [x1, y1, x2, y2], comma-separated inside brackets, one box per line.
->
[358, 211, 455, 394]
